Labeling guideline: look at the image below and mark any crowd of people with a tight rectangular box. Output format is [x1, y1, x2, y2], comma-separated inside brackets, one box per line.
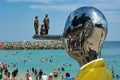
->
[34, 14, 50, 36]
[0, 64, 119, 80]
[25, 68, 75, 80]
[0, 54, 76, 80]
[0, 64, 75, 80]
[0, 65, 18, 80]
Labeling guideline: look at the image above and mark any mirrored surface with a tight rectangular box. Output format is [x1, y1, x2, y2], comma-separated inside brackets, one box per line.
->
[63, 6, 107, 66]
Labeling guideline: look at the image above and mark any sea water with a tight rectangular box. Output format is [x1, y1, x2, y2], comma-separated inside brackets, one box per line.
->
[0, 49, 80, 79]
[101, 41, 120, 78]
[0, 41, 120, 80]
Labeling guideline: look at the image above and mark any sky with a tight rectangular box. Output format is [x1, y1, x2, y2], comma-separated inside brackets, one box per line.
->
[0, 0, 120, 42]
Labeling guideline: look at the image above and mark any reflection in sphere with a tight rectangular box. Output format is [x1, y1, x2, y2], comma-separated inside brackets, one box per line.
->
[63, 6, 107, 67]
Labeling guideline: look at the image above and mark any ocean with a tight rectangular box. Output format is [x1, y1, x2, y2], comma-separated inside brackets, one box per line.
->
[0, 41, 120, 80]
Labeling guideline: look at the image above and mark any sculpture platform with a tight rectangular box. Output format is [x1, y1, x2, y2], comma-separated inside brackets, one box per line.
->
[32, 35, 63, 40]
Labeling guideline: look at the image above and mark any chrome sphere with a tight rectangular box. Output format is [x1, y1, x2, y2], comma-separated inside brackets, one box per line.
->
[63, 6, 107, 67]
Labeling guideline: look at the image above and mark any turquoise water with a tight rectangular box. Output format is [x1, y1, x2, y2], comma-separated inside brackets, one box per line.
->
[0, 41, 120, 79]
[101, 41, 120, 78]
[0, 50, 80, 79]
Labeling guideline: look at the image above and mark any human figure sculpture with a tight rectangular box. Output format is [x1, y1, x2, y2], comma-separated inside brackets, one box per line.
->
[33, 6, 113, 80]
[43, 14, 50, 35]
[40, 24, 45, 36]
[63, 6, 113, 80]
[34, 16, 39, 36]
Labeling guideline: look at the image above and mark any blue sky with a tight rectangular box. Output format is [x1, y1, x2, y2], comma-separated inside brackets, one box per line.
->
[0, 0, 120, 42]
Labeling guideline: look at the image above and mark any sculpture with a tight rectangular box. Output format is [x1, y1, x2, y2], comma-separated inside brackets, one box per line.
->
[63, 6, 107, 66]
[33, 6, 113, 80]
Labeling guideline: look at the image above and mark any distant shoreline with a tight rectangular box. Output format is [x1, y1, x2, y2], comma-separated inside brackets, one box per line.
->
[0, 41, 120, 50]
[0, 41, 65, 50]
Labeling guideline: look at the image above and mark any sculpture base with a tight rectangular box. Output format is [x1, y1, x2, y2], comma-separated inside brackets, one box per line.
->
[32, 35, 63, 40]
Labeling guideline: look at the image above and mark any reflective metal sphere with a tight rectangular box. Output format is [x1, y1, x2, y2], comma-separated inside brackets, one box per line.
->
[63, 6, 107, 67]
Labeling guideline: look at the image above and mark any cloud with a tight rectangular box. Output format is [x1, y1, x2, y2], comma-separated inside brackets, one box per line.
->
[6, 0, 69, 4]
[7, 0, 120, 12]
[29, 0, 120, 26]
[7, 0, 52, 4]
[7, 0, 120, 24]
[28, 0, 120, 11]
[29, 4, 80, 12]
